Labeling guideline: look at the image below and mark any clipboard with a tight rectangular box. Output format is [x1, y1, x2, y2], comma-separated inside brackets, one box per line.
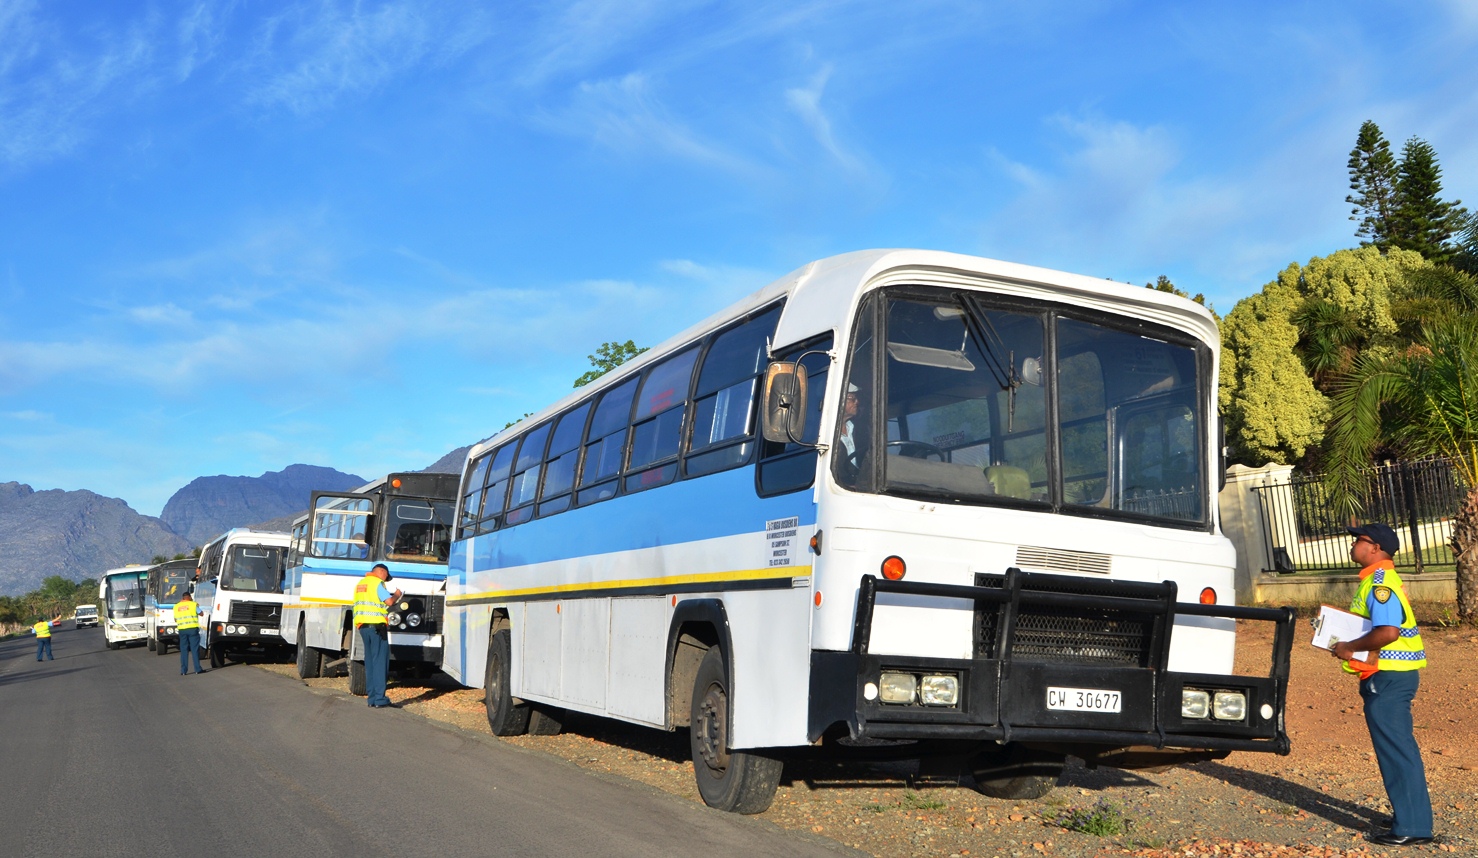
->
[1311, 604, 1377, 669]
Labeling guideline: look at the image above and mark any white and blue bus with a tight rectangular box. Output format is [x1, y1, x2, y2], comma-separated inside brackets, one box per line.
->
[145, 558, 197, 656]
[442, 249, 1295, 813]
[99, 565, 150, 649]
[195, 528, 292, 668]
[281, 473, 459, 694]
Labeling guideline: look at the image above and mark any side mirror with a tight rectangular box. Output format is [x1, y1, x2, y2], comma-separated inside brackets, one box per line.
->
[761, 361, 809, 443]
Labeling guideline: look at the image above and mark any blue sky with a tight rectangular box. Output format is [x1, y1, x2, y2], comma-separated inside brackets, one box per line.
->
[1, 0, 1475, 518]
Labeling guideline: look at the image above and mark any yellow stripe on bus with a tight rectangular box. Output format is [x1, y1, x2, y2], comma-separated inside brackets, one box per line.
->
[447, 565, 813, 604]
[280, 598, 354, 609]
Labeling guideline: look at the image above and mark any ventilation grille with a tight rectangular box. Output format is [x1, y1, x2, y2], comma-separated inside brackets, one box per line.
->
[973, 572, 1160, 667]
[1014, 546, 1112, 576]
[229, 601, 282, 626]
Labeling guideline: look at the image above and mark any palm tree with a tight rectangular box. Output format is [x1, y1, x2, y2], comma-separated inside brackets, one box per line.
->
[1323, 312, 1478, 619]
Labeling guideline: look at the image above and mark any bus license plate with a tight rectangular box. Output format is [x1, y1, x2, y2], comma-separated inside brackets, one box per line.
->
[1046, 687, 1121, 713]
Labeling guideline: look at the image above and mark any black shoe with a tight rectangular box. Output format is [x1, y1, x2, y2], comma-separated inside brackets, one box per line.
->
[1365, 831, 1434, 846]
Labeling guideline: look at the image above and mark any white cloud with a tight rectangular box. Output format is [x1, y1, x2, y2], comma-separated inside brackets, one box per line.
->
[128, 303, 196, 326]
[785, 64, 866, 176]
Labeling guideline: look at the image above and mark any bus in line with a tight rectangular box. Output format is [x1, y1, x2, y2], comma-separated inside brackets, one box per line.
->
[195, 528, 292, 668]
[145, 558, 198, 656]
[99, 565, 150, 649]
[441, 249, 1294, 813]
[281, 473, 458, 694]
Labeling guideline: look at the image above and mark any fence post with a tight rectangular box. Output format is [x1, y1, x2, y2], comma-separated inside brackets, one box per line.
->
[1220, 463, 1294, 602]
[1401, 462, 1424, 574]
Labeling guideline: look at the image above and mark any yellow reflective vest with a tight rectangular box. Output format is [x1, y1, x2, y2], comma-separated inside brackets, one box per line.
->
[1344, 561, 1426, 675]
[174, 600, 201, 631]
[34, 621, 51, 638]
[353, 575, 388, 626]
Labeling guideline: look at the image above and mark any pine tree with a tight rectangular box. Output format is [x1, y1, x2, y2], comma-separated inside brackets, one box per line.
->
[1390, 137, 1468, 262]
[1346, 120, 1399, 248]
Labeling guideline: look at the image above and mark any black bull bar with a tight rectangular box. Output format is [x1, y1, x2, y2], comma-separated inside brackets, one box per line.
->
[808, 568, 1295, 755]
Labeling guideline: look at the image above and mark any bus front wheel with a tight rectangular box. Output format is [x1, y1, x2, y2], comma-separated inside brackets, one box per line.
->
[155, 637, 168, 656]
[147, 636, 156, 651]
[349, 659, 367, 696]
[689, 646, 782, 814]
[208, 644, 227, 669]
[969, 743, 1064, 800]
[484, 630, 530, 736]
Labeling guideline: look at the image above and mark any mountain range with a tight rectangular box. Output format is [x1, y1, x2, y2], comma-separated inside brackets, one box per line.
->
[0, 446, 474, 597]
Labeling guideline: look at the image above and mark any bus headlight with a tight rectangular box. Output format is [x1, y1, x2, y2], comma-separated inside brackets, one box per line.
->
[406, 613, 422, 628]
[920, 675, 959, 706]
[878, 672, 917, 704]
[1213, 691, 1247, 721]
[387, 612, 402, 626]
[1181, 689, 1209, 719]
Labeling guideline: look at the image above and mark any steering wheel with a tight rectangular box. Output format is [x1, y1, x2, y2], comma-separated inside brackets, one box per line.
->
[885, 440, 947, 462]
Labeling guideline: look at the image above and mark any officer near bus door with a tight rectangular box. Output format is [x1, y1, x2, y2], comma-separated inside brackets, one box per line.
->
[33, 614, 63, 661]
[175, 588, 206, 675]
[1330, 523, 1434, 847]
[354, 563, 402, 708]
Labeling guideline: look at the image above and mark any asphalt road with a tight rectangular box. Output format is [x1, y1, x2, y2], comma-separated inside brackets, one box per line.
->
[0, 625, 855, 858]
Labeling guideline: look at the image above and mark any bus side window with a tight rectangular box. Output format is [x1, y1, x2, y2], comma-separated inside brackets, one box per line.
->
[577, 376, 639, 507]
[626, 347, 699, 493]
[757, 334, 833, 496]
[478, 442, 519, 534]
[538, 402, 592, 518]
[459, 451, 494, 538]
[686, 304, 779, 478]
[505, 422, 552, 526]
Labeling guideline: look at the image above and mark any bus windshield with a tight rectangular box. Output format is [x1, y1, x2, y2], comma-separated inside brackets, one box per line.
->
[382, 498, 455, 563]
[836, 289, 1206, 525]
[221, 545, 286, 593]
[156, 565, 193, 603]
[107, 573, 147, 618]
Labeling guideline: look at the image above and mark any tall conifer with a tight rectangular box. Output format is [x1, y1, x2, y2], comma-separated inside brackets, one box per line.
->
[1346, 120, 1399, 249]
[1391, 137, 1469, 263]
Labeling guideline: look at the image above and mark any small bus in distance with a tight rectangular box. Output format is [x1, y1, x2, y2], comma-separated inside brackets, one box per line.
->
[73, 604, 98, 629]
[99, 565, 150, 649]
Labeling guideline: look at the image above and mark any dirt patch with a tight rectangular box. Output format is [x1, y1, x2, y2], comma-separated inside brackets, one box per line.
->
[256, 622, 1478, 856]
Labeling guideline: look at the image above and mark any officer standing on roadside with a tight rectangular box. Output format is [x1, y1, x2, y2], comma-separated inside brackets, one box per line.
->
[33, 614, 63, 661]
[1331, 523, 1434, 847]
[175, 588, 206, 675]
[353, 563, 402, 708]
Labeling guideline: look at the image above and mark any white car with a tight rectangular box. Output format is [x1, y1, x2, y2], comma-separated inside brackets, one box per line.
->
[73, 605, 99, 629]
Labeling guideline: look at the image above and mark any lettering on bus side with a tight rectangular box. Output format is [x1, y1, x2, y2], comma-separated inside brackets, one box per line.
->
[765, 516, 800, 567]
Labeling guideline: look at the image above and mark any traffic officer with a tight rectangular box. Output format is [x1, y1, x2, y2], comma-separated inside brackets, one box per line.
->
[33, 614, 62, 661]
[174, 589, 206, 675]
[353, 563, 402, 708]
[1331, 523, 1433, 847]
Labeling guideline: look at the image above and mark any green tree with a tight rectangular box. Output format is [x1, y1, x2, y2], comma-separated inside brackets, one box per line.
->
[1347, 120, 1400, 249]
[1322, 314, 1478, 620]
[574, 340, 648, 388]
[1390, 137, 1469, 262]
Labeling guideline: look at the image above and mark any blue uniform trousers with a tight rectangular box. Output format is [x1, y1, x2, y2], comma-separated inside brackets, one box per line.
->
[1360, 670, 1432, 838]
[36, 637, 53, 660]
[359, 624, 391, 706]
[179, 629, 202, 674]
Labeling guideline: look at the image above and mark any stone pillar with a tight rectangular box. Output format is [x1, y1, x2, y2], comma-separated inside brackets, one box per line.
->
[1219, 463, 1295, 604]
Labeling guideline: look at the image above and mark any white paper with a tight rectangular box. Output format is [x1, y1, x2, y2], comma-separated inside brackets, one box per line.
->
[1311, 605, 1373, 663]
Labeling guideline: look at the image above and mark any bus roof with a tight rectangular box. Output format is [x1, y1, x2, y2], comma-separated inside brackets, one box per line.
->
[469, 249, 1221, 459]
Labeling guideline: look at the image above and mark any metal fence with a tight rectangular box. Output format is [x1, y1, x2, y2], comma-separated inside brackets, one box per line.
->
[1249, 458, 1466, 574]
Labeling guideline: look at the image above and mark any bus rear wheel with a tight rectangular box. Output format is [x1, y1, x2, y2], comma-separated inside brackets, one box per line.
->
[484, 629, 530, 736]
[527, 705, 564, 736]
[969, 743, 1064, 800]
[349, 659, 367, 696]
[689, 646, 782, 814]
[296, 622, 323, 679]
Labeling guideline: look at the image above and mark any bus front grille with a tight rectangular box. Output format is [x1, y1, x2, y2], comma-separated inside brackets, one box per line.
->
[228, 602, 282, 627]
[973, 571, 1165, 668]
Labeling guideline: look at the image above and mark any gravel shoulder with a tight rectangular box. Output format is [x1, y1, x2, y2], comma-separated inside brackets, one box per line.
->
[255, 620, 1478, 857]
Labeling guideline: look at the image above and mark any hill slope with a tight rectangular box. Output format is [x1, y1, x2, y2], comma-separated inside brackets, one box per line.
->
[0, 482, 192, 596]
[160, 464, 364, 546]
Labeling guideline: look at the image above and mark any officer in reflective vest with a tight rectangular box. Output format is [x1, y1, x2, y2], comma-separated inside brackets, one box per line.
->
[33, 614, 62, 661]
[174, 590, 206, 675]
[1331, 523, 1433, 847]
[354, 563, 402, 708]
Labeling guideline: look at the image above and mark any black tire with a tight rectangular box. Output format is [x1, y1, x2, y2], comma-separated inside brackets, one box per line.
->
[348, 659, 368, 696]
[105, 638, 118, 651]
[484, 629, 530, 736]
[155, 637, 168, 655]
[295, 622, 323, 679]
[527, 705, 564, 736]
[969, 744, 1065, 800]
[689, 646, 783, 814]
[147, 636, 156, 651]
[208, 643, 226, 669]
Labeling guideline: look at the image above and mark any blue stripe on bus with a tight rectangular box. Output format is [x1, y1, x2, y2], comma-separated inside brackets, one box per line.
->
[450, 465, 817, 578]
[297, 558, 449, 581]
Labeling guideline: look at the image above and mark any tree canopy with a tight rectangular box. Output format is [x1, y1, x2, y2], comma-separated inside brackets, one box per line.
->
[574, 340, 648, 388]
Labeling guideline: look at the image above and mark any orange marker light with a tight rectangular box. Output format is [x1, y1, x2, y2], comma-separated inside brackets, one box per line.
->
[814, 591, 823, 607]
[670, 595, 677, 607]
[1199, 587, 1216, 605]
[391, 478, 402, 488]
[881, 556, 906, 581]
